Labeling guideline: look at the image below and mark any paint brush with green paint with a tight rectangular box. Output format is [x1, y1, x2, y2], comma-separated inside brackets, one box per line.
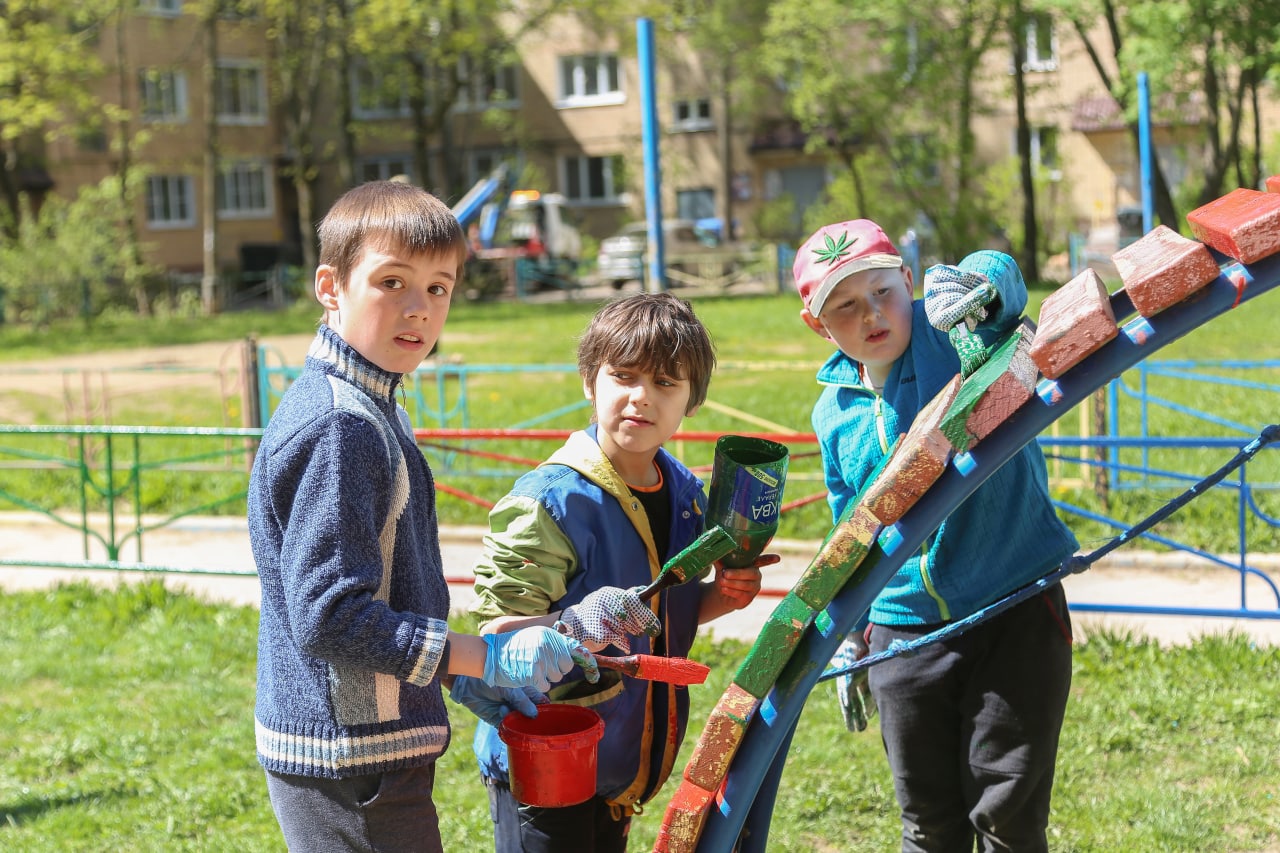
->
[636, 526, 736, 602]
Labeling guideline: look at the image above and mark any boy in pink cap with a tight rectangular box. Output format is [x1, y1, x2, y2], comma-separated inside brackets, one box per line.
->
[794, 219, 1077, 852]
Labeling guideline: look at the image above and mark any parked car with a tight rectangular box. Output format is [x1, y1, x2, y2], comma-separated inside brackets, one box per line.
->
[596, 219, 725, 289]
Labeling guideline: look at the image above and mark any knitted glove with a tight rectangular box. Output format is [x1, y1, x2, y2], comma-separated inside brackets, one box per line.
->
[482, 626, 599, 692]
[923, 263, 999, 377]
[556, 586, 661, 654]
[830, 632, 877, 733]
[448, 676, 547, 728]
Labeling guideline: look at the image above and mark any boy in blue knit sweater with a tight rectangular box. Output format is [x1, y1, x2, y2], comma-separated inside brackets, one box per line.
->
[248, 181, 652, 852]
[793, 219, 1077, 852]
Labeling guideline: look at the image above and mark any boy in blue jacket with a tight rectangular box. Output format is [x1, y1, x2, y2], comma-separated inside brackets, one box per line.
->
[249, 180, 642, 852]
[467, 292, 771, 852]
[793, 219, 1077, 852]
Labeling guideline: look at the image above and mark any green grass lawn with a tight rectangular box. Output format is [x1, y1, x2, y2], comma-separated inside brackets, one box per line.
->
[1, 582, 1276, 851]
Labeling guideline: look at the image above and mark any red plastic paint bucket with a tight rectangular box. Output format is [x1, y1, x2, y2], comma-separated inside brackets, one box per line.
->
[499, 704, 604, 807]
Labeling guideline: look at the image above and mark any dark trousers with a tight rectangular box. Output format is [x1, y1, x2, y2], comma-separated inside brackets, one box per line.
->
[867, 583, 1073, 853]
[486, 778, 631, 853]
[265, 764, 443, 853]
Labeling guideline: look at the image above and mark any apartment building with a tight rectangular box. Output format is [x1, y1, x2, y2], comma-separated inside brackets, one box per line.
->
[37, 3, 1274, 280]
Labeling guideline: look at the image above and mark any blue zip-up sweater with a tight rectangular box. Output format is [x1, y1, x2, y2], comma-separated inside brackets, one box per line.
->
[812, 297, 1078, 625]
[249, 325, 452, 778]
[470, 427, 706, 808]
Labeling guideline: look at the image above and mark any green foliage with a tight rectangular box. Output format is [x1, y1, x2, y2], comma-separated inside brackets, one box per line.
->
[1, 584, 1277, 850]
[0, 175, 157, 326]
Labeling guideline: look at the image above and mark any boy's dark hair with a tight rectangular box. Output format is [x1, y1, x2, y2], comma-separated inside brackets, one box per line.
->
[317, 180, 469, 287]
[578, 292, 716, 412]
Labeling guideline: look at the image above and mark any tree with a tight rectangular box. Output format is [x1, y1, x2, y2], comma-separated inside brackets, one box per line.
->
[1010, 0, 1040, 280]
[761, 0, 1012, 261]
[0, 0, 105, 236]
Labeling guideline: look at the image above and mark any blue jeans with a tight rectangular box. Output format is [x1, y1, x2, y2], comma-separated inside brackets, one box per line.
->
[868, 583, 1073, 853]
[265, 763, 443, 853]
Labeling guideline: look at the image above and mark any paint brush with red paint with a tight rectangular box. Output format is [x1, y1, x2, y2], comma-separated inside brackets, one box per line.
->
[595, 653, 711, 685]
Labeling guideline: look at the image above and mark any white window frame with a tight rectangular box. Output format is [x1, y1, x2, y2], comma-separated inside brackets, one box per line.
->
[1024, 13, 1058, 73]
[357, 156, 414, 184]
[671, 97, 713, 133]
[556, 54, 624, 108]
[350, 61, 412, 119]
[456, 55, 520, 111]
[216, 160, 273, 219]
[139, 69, 188, 123]
[215, 60, 266, 125]
[560, 154, 625, 205]
[139, 0, 182, 16]
[146, 175, 195, 229]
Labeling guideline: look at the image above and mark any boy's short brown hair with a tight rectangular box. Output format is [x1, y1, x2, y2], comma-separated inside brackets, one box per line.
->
[578, 292, 716, 413]
[317, 180, 469, 287]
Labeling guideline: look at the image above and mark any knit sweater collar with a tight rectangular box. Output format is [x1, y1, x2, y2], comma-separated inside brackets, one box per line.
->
[306, 324, 401, 402]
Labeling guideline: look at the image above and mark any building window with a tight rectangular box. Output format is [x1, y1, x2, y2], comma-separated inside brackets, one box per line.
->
[457, 56, 519, 110]
[1024, 14, 1057, 72]
[464, 150, 518, 187]
[138, 69, 188, 122]
[139, 0, 182, 16]
[216, 61, 265, 124]
[146, 175, 195, 228]
[562, 154, 625, 204]
[1031, 126, 1060, 179]
[217, 161, 272, 218]
[557, 54, 623, 107]
[677, 188, 715, 222]
[358, 156, 413, 184]
[350, 61, 412, 119]
[671, 98, 712, 132]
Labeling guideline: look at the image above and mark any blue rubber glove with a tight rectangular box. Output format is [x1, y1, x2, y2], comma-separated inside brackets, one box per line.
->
[448, 675, 547, 728]
[557, 585, 661, 653]
[482, 625, 599, 692]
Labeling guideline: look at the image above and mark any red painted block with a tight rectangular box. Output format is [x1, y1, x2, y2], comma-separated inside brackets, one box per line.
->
[683, 684, 760, 790]
[1112, 224, 1220, 318]
[1186, 188, 1280, 264]
[1030, 269, 1118, 379]
[863, 375, 960, 525]
[1267, 175, 1280, 194]
[655, 779, 716, 853]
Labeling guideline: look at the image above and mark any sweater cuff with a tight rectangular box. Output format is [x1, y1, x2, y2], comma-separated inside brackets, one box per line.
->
[405, 617, 450, 687]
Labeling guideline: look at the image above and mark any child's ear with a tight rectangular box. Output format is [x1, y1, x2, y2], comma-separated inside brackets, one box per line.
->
[315, 265, 340, 311]
[582, 376, 594, 402]
[800, 308, 832, 340]
[685, 402, 700, 418]
[902, 266, 915, 297]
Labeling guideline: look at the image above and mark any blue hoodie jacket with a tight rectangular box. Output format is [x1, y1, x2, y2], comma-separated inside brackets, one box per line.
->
[811, 261, 1077, 625]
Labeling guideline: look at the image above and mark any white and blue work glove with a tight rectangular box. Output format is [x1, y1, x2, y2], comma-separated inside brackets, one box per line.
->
[482, 625, 599, 692]
[829, 631, 877, 733]
[555, 585, 661, 654]
[449, 676, 547, 728]
[923, 263, 999, 377]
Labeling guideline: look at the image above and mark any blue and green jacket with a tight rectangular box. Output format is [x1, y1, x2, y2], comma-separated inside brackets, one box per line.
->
[470, 426, 706, 809]
[812, 289, 1078, 625]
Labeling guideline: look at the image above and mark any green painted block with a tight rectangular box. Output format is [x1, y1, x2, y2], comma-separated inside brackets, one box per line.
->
[941, 324, 1027, 452]
[732, 592, 815, 698]
[793, 505, 882, 610]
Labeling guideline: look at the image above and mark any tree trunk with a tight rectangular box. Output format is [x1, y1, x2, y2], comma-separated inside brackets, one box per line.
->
[1010, 0, 1040, 281]
[717, 63, 734, 240]
[201, 8, 220, 315]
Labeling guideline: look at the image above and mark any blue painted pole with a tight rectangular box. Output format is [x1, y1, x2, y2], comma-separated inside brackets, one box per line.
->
[1138, 72, 1154, 234]
[698, 249, 1280, 851]
[637, 17, 666, 292]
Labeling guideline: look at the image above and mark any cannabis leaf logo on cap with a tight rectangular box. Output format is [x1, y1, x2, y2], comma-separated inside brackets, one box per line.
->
[813, 232, 857, 266]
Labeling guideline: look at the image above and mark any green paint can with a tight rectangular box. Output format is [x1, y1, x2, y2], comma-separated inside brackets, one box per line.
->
[706, 435, 790, 568]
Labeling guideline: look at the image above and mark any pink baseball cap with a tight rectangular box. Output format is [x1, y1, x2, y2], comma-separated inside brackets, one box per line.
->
[793, 219, 902, 315]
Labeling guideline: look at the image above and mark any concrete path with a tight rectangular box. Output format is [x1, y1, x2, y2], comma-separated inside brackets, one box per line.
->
[2, 511, 1279, 647]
